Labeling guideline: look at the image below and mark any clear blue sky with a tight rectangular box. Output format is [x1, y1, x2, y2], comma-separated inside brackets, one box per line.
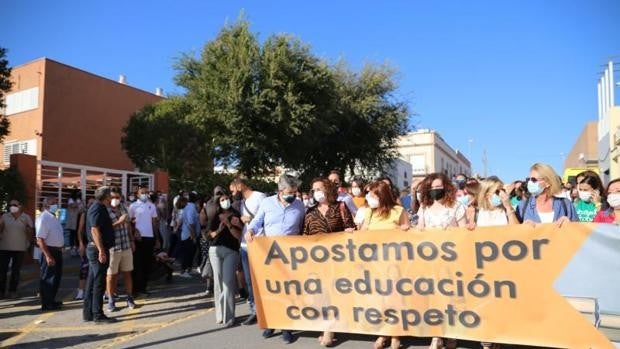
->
[3, 1, 619, 181]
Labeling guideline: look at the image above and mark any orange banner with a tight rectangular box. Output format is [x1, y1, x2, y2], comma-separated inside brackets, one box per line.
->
[248, 223, 617, 348]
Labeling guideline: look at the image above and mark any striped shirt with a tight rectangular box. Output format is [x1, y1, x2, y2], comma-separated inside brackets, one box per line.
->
[303, 203, 355, 235]
[108, 206, 131, 252]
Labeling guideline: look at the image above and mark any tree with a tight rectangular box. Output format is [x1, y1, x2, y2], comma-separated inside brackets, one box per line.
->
[0, 47, 12, 143]
[123, 16, 411, 187]
[332, 63, 410, 178]
[121, 97, 214, 183]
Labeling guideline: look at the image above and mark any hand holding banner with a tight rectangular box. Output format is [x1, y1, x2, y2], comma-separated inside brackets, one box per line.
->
[249, 223, 618, 348]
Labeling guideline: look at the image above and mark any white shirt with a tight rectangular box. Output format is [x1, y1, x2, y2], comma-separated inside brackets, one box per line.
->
[419, 202, 466, 229]
[337, 192, 358, 216]
[538, 211, 554, 224]
[35, 210, 64, 247]
[354, 206, 368, 225]
[241, 191, 266, 248]
[129, 200, 158, 238]
[476, 209, 508, 227]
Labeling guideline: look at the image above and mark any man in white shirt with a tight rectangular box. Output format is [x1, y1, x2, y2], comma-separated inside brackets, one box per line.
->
[231, 178, 266, 325]
[36, 197, 64, 311]
[129, 186, 159, 297]
[328, 170, 358, 216]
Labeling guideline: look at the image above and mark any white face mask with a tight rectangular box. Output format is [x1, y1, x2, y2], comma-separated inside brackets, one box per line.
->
[416, 192, 422, 202]
[351, 187, 362, 197]
[303, 199, 310, 207]
[220, 200, 231, 210]
[48, 204, 58, 214]
[313, 190, 326, 203]
[366, 194, 380, 209]
[578, 191, 592, 202]
[111, 199, 121, 207]
[9, 206, 19, 214]
[608, 193, 620, 208]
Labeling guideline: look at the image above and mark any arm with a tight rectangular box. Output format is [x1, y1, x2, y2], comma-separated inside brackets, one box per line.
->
[37, 237, 56, 267]
[91, 226, 108, 263]
[245, 201, 267, 242]
[341, 203, 356, 231]
[398, 209, 410, 231]
[417, 207, 426, 230]
[0, 217, 4, 234]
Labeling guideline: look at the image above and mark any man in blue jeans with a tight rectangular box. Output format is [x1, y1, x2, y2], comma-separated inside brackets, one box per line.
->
[35, 198, 64, 311]
[83, 186, 117, 323]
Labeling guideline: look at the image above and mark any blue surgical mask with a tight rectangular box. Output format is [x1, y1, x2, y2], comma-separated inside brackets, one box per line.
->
[48, 204, 58, 214]
[490, 194, 502, 207]
[457, 195, 470, 206]
[139, 194, 149, 202]
[527, 181, 543, 196]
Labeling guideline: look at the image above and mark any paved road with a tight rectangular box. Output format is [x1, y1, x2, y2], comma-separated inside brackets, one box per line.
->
[0, 252, 616, 349]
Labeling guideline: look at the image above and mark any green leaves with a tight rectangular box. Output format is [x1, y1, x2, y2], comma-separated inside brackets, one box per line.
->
[0, 47, 13, 143]
[122, 16, 410, 188]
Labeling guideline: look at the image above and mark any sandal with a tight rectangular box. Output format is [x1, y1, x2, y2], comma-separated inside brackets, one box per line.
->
[318, 332, 335, 347]
[390, 336, 401, 349]
[374, 336, 387, 349]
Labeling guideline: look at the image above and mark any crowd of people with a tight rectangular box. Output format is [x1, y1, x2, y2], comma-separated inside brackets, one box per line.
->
[0, 163, 618, 348]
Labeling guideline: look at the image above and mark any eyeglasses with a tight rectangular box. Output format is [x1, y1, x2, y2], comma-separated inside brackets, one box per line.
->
[525, 177, 544, 183]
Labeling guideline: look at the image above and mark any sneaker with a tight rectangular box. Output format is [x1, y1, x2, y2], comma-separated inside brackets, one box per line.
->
[107, 301, 117, 312]
[224, 319, 235, 328]
[282, 330, 294, 344]
[126, 297, 136, 310]
[179, 272, 192, 279]
[262, 329, 275, 338]
[75, 289, 84, 300]
[203, 289, 213, 297]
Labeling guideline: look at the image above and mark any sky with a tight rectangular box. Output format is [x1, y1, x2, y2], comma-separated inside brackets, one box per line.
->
[3, 0, 619, 180]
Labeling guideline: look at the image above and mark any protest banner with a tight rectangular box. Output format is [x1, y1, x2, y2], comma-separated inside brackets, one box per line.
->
[249, 223, 619, 348]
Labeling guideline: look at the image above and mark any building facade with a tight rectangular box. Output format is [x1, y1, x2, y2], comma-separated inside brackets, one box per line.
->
[394, 129, 472, 184]
[1, 58, 166, 209]
[597, 60, 620, 184]
[564, 122, 599, 170]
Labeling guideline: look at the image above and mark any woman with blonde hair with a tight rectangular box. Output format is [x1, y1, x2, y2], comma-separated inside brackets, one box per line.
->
[473, 176, 520, 228]
[516, 163, 577, 226]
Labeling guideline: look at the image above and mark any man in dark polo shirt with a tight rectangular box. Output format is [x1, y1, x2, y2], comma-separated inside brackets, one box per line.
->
[83, 186, 117, 323]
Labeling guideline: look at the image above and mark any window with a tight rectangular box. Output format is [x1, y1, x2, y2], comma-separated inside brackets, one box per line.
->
[5, 87, 39, 115]
[3, 140, 36, 164]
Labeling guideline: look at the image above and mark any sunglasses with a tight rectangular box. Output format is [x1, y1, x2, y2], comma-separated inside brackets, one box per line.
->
[525, 177, 544, 183]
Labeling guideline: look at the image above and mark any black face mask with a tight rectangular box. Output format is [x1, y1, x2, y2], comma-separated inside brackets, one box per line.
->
[429, 188, 446, 201]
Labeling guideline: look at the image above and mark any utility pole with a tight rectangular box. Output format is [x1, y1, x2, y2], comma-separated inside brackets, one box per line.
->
[468, 139, 474, 176]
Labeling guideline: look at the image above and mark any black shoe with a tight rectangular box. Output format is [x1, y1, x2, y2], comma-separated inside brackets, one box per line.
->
[83, 317, 93, 322]
[242, 313, 257, 325]
[262, 329, 275, 338]
[94, 315, 118, 324]
[53, 301, 63, 307]
[41, 304, 61, 312]
[282, 330, 294, 344]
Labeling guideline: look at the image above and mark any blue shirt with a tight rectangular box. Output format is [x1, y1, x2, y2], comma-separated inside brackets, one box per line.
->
[248, 195, 305, 236]
[181, 202, 200, 241]
[516, 196, 578, 223]
[401, 195, 412, 212]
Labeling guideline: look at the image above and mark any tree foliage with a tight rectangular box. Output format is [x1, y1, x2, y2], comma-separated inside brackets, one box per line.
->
[0, 47, 12, 143]
[122, 17, 411, 185]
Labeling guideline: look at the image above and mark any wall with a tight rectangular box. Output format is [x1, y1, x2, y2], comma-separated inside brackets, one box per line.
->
[41, 59, 162, 171]
[0, 59, 46, 167]
[564, 121, 599, 170]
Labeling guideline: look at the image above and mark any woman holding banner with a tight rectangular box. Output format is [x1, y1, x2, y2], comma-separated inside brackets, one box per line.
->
[361, 180, 409, 349]
[471, 176, 519, 349]
[417, 173, 465, 349]
[516, 163, 578, 226]
[303, 178, 356, 347]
